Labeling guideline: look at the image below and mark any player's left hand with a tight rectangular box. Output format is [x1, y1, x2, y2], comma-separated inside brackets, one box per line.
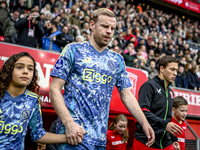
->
[142, 123, 155, 147]
[172, 142, 180, 150]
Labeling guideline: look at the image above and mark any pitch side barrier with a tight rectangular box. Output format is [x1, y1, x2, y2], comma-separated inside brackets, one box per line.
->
[0, 42, 200, 149]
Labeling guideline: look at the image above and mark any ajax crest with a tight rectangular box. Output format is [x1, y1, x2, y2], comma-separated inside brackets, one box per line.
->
[21, 109, 30, 120]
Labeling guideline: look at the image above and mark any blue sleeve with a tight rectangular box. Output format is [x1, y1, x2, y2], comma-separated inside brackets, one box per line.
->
[115, 55, 132, 91]
[28, 100, 47, 142]
[50, 44, 75, 81]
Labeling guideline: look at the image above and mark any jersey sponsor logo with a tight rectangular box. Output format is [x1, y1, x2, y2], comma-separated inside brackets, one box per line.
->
[107, 60, 115, 71]
[112, 140, 124, 145]
[111, 136, 115, 139]
[82, 57, 92, 63]
[83, 69, 112, 84]
[156, 88, 161, 94]
[178, 137, 185, 142]
[0, 121, 23, 135]
[55, 59, 64, 70]
[21, 109, 30, 120]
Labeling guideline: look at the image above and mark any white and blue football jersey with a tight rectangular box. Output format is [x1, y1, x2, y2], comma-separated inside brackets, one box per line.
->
[0, 90, 47, 150]
[51, 41, 132, 147]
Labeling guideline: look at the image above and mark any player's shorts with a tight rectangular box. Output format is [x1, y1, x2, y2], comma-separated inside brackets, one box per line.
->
[57, 141, 106, 150]
[133, 138, 174, 150]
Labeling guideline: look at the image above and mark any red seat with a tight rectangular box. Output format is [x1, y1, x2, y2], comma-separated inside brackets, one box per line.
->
[0, 36, 5, 41]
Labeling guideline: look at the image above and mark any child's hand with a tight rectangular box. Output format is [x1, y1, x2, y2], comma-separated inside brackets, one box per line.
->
[172, 142, 180, 150]
[65, 121, 86, 145]
[77, 130, 85, 140]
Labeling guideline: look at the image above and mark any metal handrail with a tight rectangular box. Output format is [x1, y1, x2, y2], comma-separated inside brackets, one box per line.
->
[186, 41, 200, 48]
[185, 120, 200, 150]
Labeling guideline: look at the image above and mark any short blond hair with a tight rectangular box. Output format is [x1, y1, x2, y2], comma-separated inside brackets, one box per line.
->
[92, 8, 116, 23]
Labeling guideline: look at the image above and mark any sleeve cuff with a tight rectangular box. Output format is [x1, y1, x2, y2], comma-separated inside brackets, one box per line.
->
[161, 120, 169, 129]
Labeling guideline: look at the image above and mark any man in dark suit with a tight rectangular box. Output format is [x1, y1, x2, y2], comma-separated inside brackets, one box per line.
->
[55, 25, 73, 48]
[116, 32, 127, 51]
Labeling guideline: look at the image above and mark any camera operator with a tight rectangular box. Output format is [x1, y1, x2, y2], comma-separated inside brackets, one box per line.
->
[14, 8, 44, 48]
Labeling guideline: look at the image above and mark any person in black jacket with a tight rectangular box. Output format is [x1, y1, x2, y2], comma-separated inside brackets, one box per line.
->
[55, 25, 73, 48]
[187, 65, 200, 91]
[14, 8, 44, 48]
[175, 65, 188, 89]
[133, 55, 183, 150]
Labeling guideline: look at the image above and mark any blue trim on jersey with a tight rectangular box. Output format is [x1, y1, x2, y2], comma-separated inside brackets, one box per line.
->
[88, 41, 108, 56]
[4, 91, 26, 102]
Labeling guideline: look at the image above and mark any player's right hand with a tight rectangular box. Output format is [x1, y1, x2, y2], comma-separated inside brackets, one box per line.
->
[166, 122, 183, 136]
[65, 121, 86, 145]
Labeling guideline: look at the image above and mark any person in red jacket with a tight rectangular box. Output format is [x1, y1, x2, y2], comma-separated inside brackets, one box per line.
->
[106, 114, 128, 150]
[124, 28, 138, 47]
[172, 96, 188, 150]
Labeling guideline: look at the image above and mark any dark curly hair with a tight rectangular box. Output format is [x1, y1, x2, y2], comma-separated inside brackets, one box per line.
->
[0, 52, 40, 99]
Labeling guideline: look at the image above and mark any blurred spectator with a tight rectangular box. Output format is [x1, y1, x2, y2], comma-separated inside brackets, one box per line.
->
[123, 42, 136, 55]
[3, 10, 20, 42]
[113, 46, 121, 54]
[187, 65, 200, 91]
[48, 0, 57, 13]
[39, 13, 45, 25]
[155, 43, 164, 55]
[42, 20, 62, 52]
[0, 1, 10, 28]
[44, 13, 52, 22]
[184, 62, 192, 74]
[66, 22, 80, 40]
[60, 12, 68, 27]
[175, 65, 188, 88]
[14, 8, 44, 48]
[176, 50, 184, 61]
[81, 22, 90, 35]
[140, 45, 147, 60]
[20, 10, 29, 18]
[52, 7, 60, 18]
[54, 15, 62, 31]
[148, 59, 158, 79]
[69, 10, 81, 29]
[124, 28, 138, 47]
[41, 4, 52, 16]
[193, 32, 200, 44]
[32, 0, 45, 12]
[13, 0, 27, 15]
[116, 32, 127, 51]
[148, 49, 154, 61]
[68, 0, 74, 9]
[65, 8, 72, 21]
[55, 0, 64, 11]
[122, 44, 137, 67]
[81, 30, 89, 41]
[76, 35, 84, 42]
[56, 25, 73, 47]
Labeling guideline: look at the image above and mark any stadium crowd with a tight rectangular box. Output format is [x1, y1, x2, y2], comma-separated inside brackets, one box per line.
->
[0, 0, 200, 91]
